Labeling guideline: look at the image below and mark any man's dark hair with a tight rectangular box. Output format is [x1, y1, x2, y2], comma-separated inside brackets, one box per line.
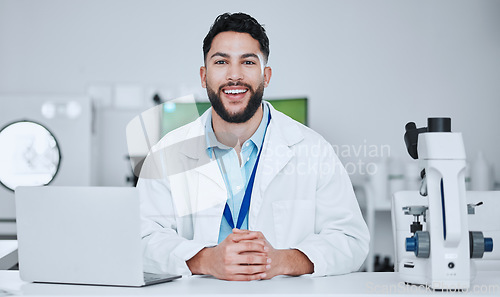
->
[203, 13, 270, 64]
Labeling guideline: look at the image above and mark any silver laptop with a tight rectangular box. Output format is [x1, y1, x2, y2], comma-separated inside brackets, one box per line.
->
[15, 186, 181, 287]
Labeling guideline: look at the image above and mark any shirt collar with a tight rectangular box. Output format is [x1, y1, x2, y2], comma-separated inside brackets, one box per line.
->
[205, 102, 270, 157]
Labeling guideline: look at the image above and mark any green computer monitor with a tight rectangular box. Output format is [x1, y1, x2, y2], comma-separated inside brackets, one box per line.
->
[161, 98, 307, 137]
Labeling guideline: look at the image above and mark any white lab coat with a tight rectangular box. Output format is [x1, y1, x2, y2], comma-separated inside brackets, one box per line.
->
[138, 102, 369, 277]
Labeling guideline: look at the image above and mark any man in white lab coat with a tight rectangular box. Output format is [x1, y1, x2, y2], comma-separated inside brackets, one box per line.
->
[138, 12, 369, 281]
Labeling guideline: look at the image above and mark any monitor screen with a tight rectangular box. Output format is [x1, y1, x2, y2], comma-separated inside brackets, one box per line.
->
[161, 98, 307, 138]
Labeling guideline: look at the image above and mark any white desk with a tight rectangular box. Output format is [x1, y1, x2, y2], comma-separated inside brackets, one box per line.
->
[0, 240, 17, 270]
[0, 271, 499, 296]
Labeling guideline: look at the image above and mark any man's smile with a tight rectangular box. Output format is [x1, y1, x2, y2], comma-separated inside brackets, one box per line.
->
[221, 85, 250, 101]
[223, 88, 248, 95]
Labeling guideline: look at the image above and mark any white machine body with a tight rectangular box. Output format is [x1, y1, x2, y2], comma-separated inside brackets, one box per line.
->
[418, 132, 470, 289]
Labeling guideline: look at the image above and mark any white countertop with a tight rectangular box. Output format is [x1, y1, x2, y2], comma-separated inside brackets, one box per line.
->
[0, 240, 17, 270]
[0, 271, 499, 296]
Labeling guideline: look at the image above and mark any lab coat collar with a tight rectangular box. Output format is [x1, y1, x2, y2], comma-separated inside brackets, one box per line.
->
[179, 101, 303, 159]
[178, 101, 305, 230]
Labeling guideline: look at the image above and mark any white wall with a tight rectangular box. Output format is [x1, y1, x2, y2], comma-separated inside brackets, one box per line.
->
[1, 0, 498, 187]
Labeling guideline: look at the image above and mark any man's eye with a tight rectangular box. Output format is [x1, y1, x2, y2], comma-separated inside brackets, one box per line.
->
[243, 61, 256, 65]
[214, 60, 227, 65]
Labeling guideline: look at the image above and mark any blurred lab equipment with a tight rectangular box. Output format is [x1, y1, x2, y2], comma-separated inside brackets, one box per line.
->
[0, 95, 92, 239]
[470, 151, 494, 191]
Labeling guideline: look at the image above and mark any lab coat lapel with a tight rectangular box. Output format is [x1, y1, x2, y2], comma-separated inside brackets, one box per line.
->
[193, 154, 226, 191]
[192, 157, 226, 244]
[179, 110, 226, 192]
[179, 111, 227, 243]
[249, 107, 301, 228]
[258, 122, 294, 193]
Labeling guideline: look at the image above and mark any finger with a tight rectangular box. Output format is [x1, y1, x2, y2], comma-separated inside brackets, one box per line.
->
[239, 251, 268, 256]
[235, 253, 270, 265]
[232, 229, 265, 239]
[230, 232, 262, 242]
[235, 238, 266, 245]
[253, 231, 265, 239]
[239, 264, 271, 275]
[234, 230, 265, 240]
[230, 264, 268, 275]
[226, 272, 267, 281]
[232, 241, 268, 254]
[260, 272, 274, 280]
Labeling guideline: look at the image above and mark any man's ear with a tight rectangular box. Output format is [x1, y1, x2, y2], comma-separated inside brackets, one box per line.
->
[200, 66, 207, 88]
[263, 66, 272, 88]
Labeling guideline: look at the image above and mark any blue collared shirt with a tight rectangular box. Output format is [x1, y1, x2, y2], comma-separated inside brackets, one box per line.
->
[205, 103, 270, 243]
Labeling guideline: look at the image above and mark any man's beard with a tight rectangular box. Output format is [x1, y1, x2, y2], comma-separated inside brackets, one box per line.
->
[206, 81, 264, 124]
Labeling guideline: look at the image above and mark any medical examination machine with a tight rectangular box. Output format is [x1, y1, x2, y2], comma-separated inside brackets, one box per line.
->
[392, 118, 494, 290]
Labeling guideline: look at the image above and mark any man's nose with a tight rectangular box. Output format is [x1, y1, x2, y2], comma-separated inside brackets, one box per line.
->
[226, 64, 243, 81]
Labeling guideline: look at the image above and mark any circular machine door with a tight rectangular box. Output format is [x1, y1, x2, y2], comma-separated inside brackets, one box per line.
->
[0, 121, 61, 191]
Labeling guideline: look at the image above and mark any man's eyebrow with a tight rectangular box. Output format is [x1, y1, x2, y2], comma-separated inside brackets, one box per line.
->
[209, 52, 260, 60]
[241, 53, 259, 59]
[210, 52, 229, 59]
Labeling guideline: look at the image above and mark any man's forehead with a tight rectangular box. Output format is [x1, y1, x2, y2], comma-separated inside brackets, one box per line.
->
[208, 31, 263, 57]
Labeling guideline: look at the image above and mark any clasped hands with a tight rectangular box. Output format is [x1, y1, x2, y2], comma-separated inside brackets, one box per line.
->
[187, 228, 313, 281]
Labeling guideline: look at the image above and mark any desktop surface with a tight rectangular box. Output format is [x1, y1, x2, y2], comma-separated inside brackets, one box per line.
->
[0, 271, 499, 296]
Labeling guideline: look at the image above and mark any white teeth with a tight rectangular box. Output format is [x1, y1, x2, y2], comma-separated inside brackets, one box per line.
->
[224, 89, 247, 94]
